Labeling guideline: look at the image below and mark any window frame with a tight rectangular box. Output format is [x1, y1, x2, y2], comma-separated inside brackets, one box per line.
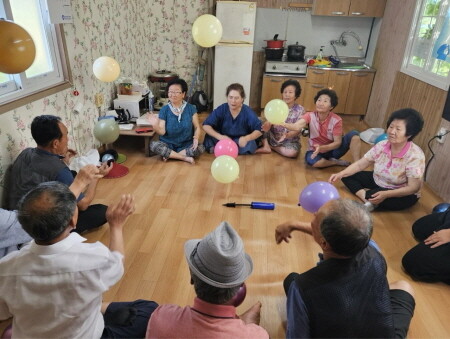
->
[401, 0, 450, 90]
[0, 0, 72, 114]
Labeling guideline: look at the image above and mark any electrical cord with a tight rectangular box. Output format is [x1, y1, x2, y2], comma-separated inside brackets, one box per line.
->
[424, 129, 450, 181]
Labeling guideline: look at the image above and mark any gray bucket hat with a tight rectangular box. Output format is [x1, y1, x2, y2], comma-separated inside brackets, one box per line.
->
[184, 221, 253, 288]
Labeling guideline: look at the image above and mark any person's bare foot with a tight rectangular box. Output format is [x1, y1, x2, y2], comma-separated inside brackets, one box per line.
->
[183, 156, 195, 164]
[330, 158, 351, 166]
[239, 301, 262, 325]
[256, 146, 271, 154]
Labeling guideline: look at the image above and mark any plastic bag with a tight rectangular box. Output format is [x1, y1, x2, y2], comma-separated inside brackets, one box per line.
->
[69, 149, 100, 172]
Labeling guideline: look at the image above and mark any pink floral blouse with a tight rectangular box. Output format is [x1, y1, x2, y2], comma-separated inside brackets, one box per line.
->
[364, 140, 425, 191]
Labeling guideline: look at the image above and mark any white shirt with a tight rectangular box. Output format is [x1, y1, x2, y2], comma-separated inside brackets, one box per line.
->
[0, 233, 124, 339]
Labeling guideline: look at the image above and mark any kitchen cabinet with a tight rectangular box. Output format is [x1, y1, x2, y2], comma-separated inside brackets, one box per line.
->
[302, 69, 328, 111]
[304, 70, 353, 113]
[345, 71, 375, 115]
[303, 68, 374, 116]
[261, 75, 306, 108]
[312, 0, 386, 17]
[256, 1, 313, 9]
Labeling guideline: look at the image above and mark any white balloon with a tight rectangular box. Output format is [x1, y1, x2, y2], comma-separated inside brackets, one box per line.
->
[93, 56, 120, 82]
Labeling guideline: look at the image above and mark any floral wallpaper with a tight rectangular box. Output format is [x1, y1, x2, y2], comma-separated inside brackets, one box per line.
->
[0, 0, 209, 202]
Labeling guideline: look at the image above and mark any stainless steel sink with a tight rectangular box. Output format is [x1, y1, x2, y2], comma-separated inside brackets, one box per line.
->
[336, 63, 369, 69]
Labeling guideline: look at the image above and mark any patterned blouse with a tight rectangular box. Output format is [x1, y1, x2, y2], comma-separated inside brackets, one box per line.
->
[268, 103, 305, 147]
[364, 140, 425, 191]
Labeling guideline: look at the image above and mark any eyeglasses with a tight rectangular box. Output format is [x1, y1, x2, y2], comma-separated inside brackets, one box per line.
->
[168, 91, 182, 95]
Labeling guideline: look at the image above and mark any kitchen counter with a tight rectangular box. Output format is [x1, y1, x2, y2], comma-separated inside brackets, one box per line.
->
[308, 64, 376, 72]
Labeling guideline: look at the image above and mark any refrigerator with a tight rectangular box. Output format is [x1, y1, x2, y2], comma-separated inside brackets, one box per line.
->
[213, 1, 256, 108]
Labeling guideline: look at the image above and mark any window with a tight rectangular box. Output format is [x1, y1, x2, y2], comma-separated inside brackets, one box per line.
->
[402, 0, 450, 90]
[0, 0, 70, 111]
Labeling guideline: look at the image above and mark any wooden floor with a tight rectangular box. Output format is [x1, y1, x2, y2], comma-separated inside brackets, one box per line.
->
[2, 115, 449, 337]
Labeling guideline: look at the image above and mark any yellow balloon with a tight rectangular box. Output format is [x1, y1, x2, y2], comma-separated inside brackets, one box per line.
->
[264, 99, 289, 124]
[211, 155, 240, 184]
[93, 56, 121, 82]
[0, 21, 36, 74]
[192, 14, 223, 48]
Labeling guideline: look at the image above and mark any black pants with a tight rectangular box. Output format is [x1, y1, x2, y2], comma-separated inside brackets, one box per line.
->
[402, 210, 450, 284]
[341, 171, 418, 210]
[75, 204, 108, 233]
[101, 299, 158, 338]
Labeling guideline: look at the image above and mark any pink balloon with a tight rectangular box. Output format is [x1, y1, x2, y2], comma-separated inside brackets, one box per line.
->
[214, 139, 238, 158]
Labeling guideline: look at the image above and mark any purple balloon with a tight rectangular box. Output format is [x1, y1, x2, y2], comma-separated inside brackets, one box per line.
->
[231, 283, 247, 307]
[298, 181, 340, 213]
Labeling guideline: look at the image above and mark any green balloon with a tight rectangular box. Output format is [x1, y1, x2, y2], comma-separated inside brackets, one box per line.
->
[94, 119, 120, 144]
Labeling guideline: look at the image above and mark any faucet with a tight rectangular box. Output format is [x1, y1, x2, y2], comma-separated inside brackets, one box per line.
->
[330, 31, 364, 60]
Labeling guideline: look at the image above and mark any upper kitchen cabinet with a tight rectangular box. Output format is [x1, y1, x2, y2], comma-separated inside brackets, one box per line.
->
[256, 0, 313, 9]
[312, 0, 386, 17]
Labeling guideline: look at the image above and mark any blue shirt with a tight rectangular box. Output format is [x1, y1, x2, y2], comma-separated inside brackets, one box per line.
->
[203, 103, 261, 139]
[158, 103, 197, 152]
[37, 149, 84, 201]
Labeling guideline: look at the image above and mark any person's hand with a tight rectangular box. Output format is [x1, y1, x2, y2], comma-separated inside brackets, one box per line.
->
[275, 222, 293, 244]
[310, 145, 322, 160]
[238, 136, 248, 148]
[329, 172, 343, 183]
[368, 190, 389, 205]
[276, 133, 287, 143]
[191, 138, 199, 151]
[63, 149, 78, 165]
[261, 121, 271, 132]
[77, 164, 103, 184]
[106, 194, 135, 229]
[98, 162, 113, 176]
[218, 134, 231, 141]
[147, 113, 159, 127]
[424, 229, 450, 248]
[239, 301, 262, 325]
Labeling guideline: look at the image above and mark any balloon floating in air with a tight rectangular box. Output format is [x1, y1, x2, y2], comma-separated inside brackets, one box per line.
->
[192, 14, 223, 48]
[265, 99, 289, 125]
[94, 119, 120, 144]
[298, 181, 340, 213]
[0, 21, 36, 74]
[93, 56, 121, 82]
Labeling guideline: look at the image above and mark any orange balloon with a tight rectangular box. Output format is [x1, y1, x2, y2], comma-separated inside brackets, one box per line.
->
[0, 21, 36, 74]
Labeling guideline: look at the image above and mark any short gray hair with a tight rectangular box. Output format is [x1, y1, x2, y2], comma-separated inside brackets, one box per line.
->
[320, 199, 372, 256]
[191, 273, 241, 304]
[18, 181, 77, 242]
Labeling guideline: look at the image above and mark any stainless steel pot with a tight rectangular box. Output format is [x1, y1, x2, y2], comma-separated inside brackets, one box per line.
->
[287, 43, 305, 62]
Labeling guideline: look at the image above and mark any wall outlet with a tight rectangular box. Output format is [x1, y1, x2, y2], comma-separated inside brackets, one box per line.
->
[94, 93, 104, 107]
[437, 127, 448, 144]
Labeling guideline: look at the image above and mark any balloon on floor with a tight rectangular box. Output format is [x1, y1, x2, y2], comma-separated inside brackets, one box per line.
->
[211, 155, 239, 184]
[432, 203, 450, 214]
[214, 139, 238, 158]
[298, 181, 340, 213]
[374, 133, 388, 144]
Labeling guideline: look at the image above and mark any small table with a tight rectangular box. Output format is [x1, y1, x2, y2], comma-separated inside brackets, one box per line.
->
[118, 125, 155, 156]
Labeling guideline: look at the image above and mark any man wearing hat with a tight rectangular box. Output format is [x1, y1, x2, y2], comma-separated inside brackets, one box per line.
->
[276, 199, 415, 338]
[146, 221, 269, 338]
